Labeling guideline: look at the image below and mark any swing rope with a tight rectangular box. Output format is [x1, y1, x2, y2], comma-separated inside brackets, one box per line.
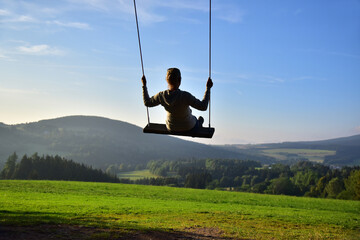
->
[133, 0, 150, 125]
[208, 0, 212, 128]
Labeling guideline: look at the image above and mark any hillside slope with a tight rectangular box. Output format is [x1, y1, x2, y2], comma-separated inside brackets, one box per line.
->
[0, 116, 245, 169]
[224, 134, 360, 166]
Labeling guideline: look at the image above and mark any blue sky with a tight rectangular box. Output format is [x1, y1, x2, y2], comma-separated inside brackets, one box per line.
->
[0, 0, 359, 144]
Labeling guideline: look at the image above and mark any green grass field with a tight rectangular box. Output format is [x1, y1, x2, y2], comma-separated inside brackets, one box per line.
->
[261, 149, 336, 163]
[1, 180, 359, 239]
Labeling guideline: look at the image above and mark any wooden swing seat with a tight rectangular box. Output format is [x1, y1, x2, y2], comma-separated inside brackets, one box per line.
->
[143, 123, 215, 138]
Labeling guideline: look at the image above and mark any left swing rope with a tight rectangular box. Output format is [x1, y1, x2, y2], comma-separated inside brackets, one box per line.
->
[133, 0, 150, 125]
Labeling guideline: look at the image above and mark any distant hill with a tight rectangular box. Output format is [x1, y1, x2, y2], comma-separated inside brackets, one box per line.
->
[223, 135, 360, 166]
[259, 134, 360, 149]
[0, 116, 249, 169]
[1, 116, 358, 169]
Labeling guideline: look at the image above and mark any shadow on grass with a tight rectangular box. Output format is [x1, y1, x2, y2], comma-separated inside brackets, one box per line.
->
[0, 210, 232, 240]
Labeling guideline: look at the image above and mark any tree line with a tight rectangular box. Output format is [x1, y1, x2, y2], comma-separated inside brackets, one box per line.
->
[145, 159, 360, 200]
[1, 153, 359, 200]
[0, 152, 119, 183]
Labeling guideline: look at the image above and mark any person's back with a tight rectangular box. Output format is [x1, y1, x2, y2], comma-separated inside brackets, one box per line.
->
[142, 68, 213, 132]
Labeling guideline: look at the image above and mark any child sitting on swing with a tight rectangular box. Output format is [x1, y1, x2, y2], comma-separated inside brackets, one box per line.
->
[142, 68, 213, 132]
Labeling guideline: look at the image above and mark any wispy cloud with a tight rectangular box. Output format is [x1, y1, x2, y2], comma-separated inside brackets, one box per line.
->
[0, 87, 43, 95]
[47, 20, 91, 30]
[67, 0, 243, 24]
[2, 14, 37, 23]
[0, 9, 11, 16]
[0, 52, 9, 60]
[0, 48, 16, 61]
[216, 5, 245, 23]
[298, 48, 360, 60]
[236, 73, 286, 84]
[263, 75, 285, 84]
[101, 76, 127, 83]
[0, 7, 91, 30]
[328, 51, 360, 60]
[153, 0, 208, 12]
[232, 73, 327, 87]
[17, 44, 65, 56]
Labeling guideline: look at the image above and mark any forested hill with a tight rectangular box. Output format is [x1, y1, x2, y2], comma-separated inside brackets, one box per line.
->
[224, 134, 360, 166]
[0, 116, 247, 169]
[260, 134, 360, 149]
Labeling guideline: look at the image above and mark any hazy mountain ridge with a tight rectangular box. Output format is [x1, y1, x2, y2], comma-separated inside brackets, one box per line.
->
[0, 116, 245, 169]
[257, 134, 360, 149]
[224, 134, 360, 166]
[1, 116, 358, 169]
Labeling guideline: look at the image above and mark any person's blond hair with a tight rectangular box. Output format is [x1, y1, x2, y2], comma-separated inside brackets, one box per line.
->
[166, 68, 181, 87]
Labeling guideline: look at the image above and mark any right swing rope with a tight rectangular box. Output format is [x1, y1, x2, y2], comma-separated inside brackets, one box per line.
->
[208, 0, 212, 128]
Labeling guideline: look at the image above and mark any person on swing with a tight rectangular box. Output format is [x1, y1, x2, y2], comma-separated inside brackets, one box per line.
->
[142, 68, 213, 133]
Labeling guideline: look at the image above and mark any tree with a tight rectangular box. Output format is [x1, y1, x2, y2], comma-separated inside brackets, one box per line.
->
[292, 170, 319, 195]
[265, 177, 296, 195]
[325, 177, 344, 198]
[219, 176, 233, 188]
[308, 176, 329, 198]
[0, 152, 18, 179]
[106, 165, 118, 176]
[185, 172, 212, 189]
[343, 170, 360, 200]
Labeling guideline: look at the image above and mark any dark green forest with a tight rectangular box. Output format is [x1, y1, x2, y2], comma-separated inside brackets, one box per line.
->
[1, 153, 359, 200]
[0, 153, 118, 183]
[136, 159, 360, 200]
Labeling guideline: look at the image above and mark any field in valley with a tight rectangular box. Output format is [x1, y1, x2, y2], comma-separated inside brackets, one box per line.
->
[0, 180, 359, 239]
[117, 169, 158, 180]
[261, 148, 336, 163]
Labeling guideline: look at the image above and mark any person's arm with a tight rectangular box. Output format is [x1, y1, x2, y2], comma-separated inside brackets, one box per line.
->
[142, 75, 161, 107]
[188, 77, 213, 111]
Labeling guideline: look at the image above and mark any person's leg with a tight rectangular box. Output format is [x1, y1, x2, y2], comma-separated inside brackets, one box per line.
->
[198, 116, 204, 127]
[189, 116, 204, 133]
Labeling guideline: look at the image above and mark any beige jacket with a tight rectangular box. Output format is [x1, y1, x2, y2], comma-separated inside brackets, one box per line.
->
[143, 87, 210, 131]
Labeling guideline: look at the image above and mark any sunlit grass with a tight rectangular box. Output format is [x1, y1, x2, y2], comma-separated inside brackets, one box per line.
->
[1, 180, 359, 239]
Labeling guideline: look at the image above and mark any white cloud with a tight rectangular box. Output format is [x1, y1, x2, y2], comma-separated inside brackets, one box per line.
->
[263, 75, 285, 83]
[0, 53, 9, 59]
[15, 15, 36, 22]
[17, 44, 65, 56]
[0, 48, 15, 61]
[66, 0, 111, 12]
[47, 20, 91, 30]
[0, 4, 91, 30]
[0, 12, 37, 23]
[153, 0, 208, 12]
[0, 87, 42, 95]
[0, 9, 11, 16]
[214, 2, 245, 23]
[102, 76, 127, 83]
[217, 9, 244, 23]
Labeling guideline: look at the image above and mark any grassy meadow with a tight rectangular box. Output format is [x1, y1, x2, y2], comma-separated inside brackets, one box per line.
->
[117, 169, 158, 180]
[261, 149, 336, 163]
[1, 180, 359, 239]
